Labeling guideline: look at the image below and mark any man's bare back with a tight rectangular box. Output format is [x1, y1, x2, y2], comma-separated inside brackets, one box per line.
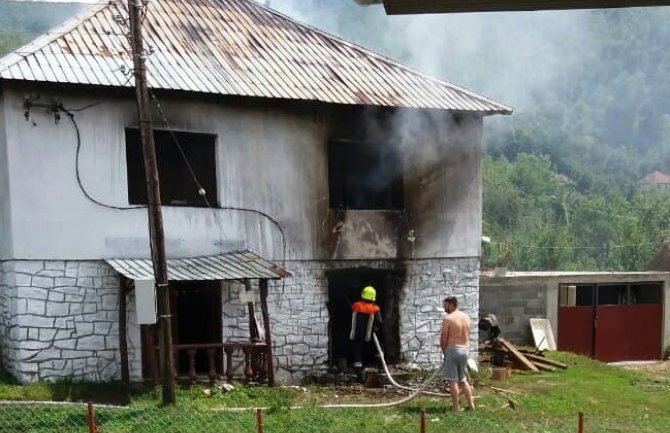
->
[441, 310, 470, 349]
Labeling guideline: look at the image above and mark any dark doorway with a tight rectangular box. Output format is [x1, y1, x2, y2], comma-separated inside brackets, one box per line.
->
[171, 281, 223, 375]
[326, 268, 403, 368]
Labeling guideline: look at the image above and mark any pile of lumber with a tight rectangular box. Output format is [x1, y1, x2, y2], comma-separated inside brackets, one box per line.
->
[498, 338, 568, 372]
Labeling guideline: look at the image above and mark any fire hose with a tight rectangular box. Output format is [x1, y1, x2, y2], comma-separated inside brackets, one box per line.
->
[370, 333, 452, 398]
[215, 333, 457, 411]
[316, 333, 451, 408]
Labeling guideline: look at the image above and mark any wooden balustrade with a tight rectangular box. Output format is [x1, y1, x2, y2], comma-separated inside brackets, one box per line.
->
[151, 341, 270, 384]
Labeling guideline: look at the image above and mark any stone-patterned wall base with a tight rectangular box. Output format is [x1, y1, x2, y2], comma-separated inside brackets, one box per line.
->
[1, 257, 477, 384]
[0, 260, 141, 382]
[225, 257, 479, 384]
[401, 258, 479, 367]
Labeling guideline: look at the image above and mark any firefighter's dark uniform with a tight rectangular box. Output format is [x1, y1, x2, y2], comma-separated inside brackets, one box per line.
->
[349, 286, 382, 380]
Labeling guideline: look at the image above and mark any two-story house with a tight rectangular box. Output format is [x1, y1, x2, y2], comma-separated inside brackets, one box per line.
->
[0, 0, 510, 383]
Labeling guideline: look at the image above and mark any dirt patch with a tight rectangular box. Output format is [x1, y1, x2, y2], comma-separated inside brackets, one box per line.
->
[620, 360, 670, 375]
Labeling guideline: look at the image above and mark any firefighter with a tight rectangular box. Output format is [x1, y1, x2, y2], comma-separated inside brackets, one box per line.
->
[349, 285, 383, 381]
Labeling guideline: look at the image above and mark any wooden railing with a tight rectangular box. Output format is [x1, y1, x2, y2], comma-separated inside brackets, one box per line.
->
[223, 341, 270, 383]
[151, 341, 270, 384]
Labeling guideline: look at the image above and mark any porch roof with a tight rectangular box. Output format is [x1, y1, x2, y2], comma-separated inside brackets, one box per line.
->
[105, 250, 290, 281]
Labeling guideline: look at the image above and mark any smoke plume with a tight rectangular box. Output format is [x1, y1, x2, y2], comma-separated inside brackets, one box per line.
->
[268, 0, 600, 114]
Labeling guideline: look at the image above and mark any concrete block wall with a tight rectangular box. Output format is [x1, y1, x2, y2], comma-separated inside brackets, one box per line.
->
[479, 281, 548, 345]
[0, 260, 126, 382]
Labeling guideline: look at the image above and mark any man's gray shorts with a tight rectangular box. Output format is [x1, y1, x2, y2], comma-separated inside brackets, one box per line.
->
[443, 347, 469, 382]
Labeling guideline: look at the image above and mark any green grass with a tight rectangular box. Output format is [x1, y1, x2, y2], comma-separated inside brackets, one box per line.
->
[1, 353, 669, 433]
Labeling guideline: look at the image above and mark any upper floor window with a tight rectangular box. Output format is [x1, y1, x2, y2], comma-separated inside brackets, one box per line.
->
[125, 129, 218, 207]
[328, 140, 403, 210]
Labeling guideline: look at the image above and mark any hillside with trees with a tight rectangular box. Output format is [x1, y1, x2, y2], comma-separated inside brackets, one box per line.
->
[0, 1, 83, 53]
[2, 1, 670, 271]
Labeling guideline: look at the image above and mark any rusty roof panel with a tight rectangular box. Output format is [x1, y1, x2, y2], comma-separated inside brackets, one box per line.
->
[0, 0, 511, 114]
[105, 249, 290, 281]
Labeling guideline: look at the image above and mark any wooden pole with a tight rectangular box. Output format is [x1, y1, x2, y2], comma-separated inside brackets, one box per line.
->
[127, 0, 175, 405]
[119, 278, 130, 385]
[87, 401, 97, 433]
[578, 412, 584, 433]
[140, 325, 160, 385]
[256, 408, 264, 433]
[420, 408, 426, 433]
[259, 279, 274, 386]
[244, 279, 260, 341]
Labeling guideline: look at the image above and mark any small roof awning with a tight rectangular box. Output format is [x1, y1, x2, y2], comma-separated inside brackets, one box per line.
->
[105, 250, 290, 281]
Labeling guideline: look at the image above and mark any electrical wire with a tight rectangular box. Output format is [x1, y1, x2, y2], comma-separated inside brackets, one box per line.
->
[61, 93, 288, 268]
[487, 241, 658, 250]
[66, 75, 134, 113]
[147, 90, 289, 267]
[63, 108, 145, 211]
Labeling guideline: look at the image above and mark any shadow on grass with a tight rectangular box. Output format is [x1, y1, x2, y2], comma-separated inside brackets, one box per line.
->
[46, 380, 131, 405]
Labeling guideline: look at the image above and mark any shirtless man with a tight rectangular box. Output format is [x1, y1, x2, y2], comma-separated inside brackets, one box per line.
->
[440, 296, 475, 412]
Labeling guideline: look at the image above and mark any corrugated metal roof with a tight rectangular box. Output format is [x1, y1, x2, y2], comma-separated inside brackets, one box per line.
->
[0, 0, 510, 114]
[105, 250, 290, 281]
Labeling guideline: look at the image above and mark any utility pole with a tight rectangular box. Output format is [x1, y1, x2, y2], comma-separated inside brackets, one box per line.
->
[127, 0, 175, 405]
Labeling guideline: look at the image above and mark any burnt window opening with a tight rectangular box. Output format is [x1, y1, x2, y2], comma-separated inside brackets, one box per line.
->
[126, 129, 218, 207]
[326, 268, 403, 369]
[328, 140, 404, 210]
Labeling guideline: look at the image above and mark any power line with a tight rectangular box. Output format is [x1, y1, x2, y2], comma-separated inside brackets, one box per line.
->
[148, 90, 289, 266]
[486, 241, 659, 250]
[63, 108, 145, 211]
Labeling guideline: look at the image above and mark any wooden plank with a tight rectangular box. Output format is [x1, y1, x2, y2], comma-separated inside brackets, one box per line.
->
[244, 279, 260, 341]
[259, 279, 275, 387]
[522, 353, 568, 369]
[531, 361, 558, 372]
[499, 338, 540, 372]
[142, 325, 160, 385]
[119, 278, 130, 385]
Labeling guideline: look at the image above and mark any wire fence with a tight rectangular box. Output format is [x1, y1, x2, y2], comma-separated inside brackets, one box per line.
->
[0, 402, 260, 433]
[0, 401, 587, 433]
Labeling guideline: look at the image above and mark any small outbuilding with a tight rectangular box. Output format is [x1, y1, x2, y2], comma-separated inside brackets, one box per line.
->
[480, 271, 670, 362]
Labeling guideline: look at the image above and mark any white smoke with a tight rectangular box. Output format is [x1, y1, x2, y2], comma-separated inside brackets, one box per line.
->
[268, 0, 602, 114]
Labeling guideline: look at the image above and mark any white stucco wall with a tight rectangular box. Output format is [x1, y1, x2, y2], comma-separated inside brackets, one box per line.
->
[0, 83, 483, 262]
[0, 82, 488, 382]
[0, 91, 12, 257]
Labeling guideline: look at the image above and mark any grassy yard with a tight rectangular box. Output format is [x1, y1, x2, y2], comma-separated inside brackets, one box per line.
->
[0, 353, 668, 433]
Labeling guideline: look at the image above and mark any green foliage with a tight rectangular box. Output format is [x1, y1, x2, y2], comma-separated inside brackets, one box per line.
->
[0, 27, 24, 56]
[482, 153, 670, 271]
[0, 1, 85, 56]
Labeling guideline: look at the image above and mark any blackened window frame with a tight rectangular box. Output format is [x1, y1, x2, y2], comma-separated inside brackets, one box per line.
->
[328, 139, 404, 210]
[125, 128, 218, 208]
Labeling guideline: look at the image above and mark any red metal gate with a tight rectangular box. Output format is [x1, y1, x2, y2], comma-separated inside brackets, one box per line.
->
[558, 306, 594, 356]
[594, 304, 663, 362]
